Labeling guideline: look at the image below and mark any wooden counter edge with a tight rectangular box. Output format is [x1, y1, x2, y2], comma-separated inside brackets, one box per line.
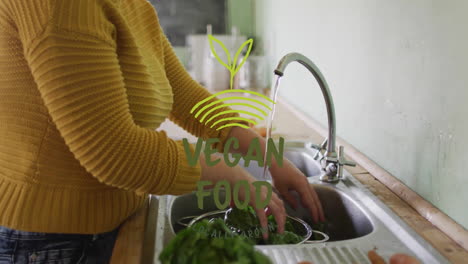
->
[353, 173, 468, 263]
[110, 199, 150, 264]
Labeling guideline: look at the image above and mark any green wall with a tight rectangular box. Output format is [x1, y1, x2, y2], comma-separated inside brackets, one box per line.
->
[255, 0, 468, 228]
[227, 0, 254, 37]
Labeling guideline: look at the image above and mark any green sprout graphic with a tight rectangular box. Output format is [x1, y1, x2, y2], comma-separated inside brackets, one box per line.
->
[190, 90, 275, 131]
[188, 35, 275, 131]
[208, 34, 254, 89]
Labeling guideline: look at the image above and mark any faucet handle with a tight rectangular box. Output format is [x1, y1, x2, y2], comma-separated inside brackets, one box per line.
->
[338, 146, 356, 178]
[311, 138, 328, 160]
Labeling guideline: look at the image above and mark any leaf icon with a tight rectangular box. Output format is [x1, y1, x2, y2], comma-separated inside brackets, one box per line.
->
[232, 38, 254, 75]
[208, 34, 232, 71]
[207, 35, 255, 89]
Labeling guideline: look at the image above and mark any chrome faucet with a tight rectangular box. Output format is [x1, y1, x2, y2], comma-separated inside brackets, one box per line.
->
[274, 53, 356, 182]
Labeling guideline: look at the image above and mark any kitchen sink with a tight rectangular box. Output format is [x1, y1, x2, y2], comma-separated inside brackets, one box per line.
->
[169, 184, 374, 242]
[147, 145, 449, 264]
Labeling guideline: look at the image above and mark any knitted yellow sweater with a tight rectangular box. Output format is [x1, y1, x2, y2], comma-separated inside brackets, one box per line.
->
[0, 0, 237, 234]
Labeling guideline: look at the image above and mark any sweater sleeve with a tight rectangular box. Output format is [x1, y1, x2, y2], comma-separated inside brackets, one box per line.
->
[23, 23, 201, 195]
[161, 33, 246, 150]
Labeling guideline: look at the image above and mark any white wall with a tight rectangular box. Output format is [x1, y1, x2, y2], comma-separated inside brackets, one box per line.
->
[255, 0, 468, 228]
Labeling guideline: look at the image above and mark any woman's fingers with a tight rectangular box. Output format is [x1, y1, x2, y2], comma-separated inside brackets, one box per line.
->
[368, 250, 386, 264]
[276, 185, 299, 209]
[265, 194, 284, 214]
[282, 192, 299, 209]
[297, 183, 320, 223]
[270, 159, 326, 224]
[253, 206, 269, 239]
[390, 254, 421, 264]
[296, 178, 324, 223]
[253, 189, 286, 238]
[308, 185, 325, 222]
[249, 182, 272, 239]
[269, 195, 286, 233]
[275, 177, 323, 223]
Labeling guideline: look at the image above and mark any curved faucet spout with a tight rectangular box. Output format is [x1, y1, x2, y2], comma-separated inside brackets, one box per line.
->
[274, 53, 356, 182]
[274, 53, 337, 156]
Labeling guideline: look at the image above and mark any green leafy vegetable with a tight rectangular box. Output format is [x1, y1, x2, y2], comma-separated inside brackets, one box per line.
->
[159, 219, 272, 264]
[225, 206, 304, 245]
[225, 206, 259, 232]
[267, 231, 303, 244]
[311, 222, 328, 241]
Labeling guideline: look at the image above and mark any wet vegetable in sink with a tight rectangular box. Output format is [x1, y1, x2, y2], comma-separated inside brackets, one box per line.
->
[159, 219, 272, 264]
[225, 206, 306, 245]
[310, 222, 328, 240]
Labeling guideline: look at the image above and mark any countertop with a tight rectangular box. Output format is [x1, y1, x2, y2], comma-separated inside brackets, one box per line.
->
[110, 99, 468, 264]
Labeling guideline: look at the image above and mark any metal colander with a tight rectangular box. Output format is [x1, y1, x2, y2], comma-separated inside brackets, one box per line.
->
[177, 209, 329, 244]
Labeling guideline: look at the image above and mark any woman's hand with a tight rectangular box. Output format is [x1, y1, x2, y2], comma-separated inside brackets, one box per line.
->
[270, 158, 325, 223]
[368, 250, 421, 264]
[199, 155, 286, 239]
[227, 127, 325, 224]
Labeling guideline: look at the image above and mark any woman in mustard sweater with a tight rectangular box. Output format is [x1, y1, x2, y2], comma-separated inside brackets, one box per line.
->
[0, 0, 324, 263]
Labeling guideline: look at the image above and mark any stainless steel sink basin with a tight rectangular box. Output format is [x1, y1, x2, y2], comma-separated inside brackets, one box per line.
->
[147, 145, 449, 264]
[286, 185, 373, 241]
[169, 184, 374, 242]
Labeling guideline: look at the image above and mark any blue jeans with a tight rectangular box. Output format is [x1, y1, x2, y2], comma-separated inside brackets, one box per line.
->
[0, 225, 119, 264]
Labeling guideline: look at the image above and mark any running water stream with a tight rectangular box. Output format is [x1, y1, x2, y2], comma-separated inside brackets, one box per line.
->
[262, 75, 282, 180]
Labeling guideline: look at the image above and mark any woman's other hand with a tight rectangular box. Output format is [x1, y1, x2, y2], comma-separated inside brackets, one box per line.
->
[199, 155, 286, 239]
[227, 127, 325, 224]
[368, 250, 421, 264]
[269, 158, 325, 223]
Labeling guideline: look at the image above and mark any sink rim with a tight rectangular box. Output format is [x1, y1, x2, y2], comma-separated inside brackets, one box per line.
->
[167, 181, 376, 242]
